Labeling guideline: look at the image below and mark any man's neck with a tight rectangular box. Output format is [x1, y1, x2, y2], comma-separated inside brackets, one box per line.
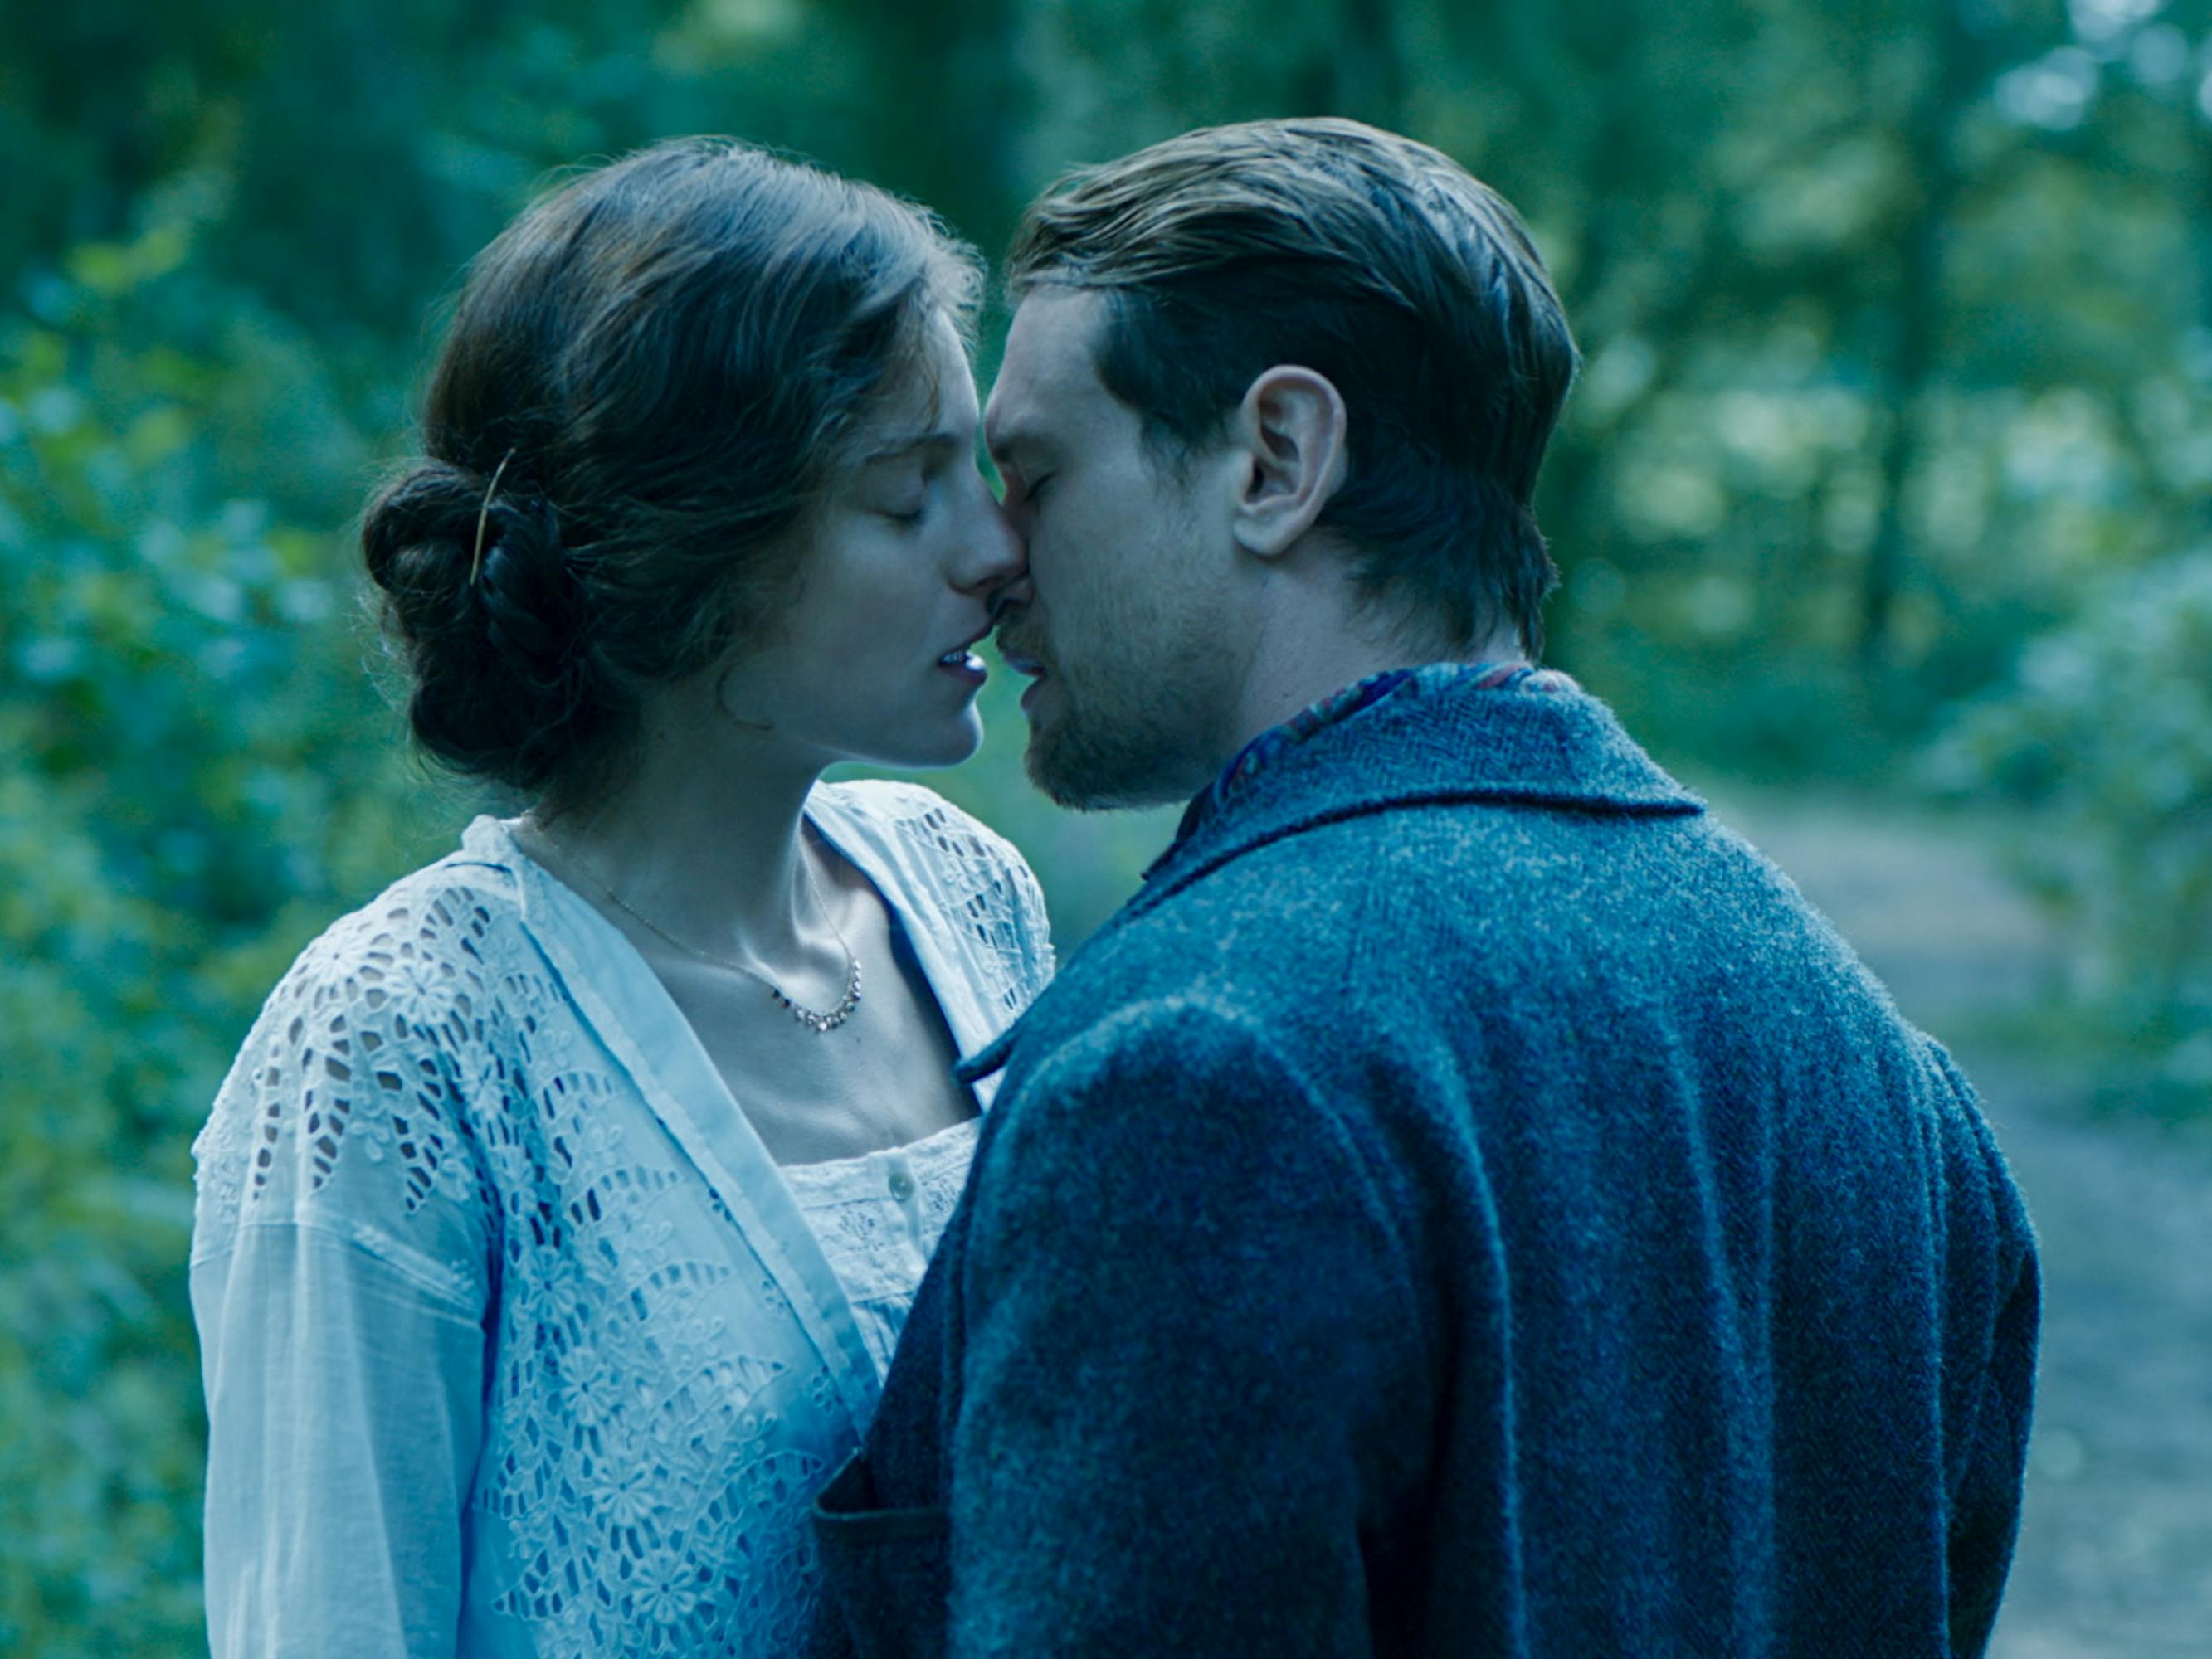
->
[1217, 588, 1522, 767]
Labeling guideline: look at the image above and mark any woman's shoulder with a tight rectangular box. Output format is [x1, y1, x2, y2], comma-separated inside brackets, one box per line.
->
[814, 777, 1025, 861]
[812, 779, 1055, 999]
[198, 825, 544, 1138]
[267, 827, 534, 1010]
[192, 830, 530, 1281]
[818, 776, 1042, 888]
[812, 779, 1048, 905]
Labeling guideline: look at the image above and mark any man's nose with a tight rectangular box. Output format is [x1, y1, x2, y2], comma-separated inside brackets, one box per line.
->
[988, 567, 1035, 623]
[957, 493, 1028, 606]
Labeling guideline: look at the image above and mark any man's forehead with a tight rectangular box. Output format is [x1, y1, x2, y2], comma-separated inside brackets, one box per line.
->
[987, 288, 1109, 450]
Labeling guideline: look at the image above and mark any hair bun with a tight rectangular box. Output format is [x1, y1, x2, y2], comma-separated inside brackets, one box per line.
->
[475, 489, 576, 688]
[362, 458, 597, 793]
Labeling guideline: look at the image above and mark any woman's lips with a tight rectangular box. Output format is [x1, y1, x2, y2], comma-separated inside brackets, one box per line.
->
[934, 649, 988, 687]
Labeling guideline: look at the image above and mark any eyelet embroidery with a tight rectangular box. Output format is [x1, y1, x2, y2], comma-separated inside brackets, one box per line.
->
[192, 783, 1051, 1655]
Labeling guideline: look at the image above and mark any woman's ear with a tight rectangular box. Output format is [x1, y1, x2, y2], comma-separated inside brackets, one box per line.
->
[1227, 366, 1350, 560]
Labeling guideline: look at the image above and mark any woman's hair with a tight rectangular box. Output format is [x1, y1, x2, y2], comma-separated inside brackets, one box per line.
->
[363, 137, 981, 813]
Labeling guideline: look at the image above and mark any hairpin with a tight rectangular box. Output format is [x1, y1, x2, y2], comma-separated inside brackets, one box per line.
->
[468, 448, 519, 586]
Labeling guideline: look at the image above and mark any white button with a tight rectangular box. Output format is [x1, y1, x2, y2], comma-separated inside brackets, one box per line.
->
[888, 1169, 915, 1201]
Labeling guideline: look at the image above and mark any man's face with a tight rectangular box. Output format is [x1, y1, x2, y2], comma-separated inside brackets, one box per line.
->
[985, 288, 1245, 810]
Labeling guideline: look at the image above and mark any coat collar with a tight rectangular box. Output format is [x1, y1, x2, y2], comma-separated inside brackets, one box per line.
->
[955, 680, 1703, 1085]
[1142, 678, 1703, 903]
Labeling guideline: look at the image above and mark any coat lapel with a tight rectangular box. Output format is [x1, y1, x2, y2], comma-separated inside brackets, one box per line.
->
[958, 684, 1703, 1089]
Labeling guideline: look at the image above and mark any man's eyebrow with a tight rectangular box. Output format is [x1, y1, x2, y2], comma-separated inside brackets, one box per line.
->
[856, 428, 965, 465]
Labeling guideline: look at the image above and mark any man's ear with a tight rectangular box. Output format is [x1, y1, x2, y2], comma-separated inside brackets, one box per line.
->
[1227, 366, 1349, 560]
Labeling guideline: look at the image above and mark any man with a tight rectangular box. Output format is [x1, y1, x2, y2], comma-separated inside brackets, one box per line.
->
[809, 118, 2038, 1658]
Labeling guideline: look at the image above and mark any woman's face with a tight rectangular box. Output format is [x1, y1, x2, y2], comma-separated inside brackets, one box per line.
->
[715, 310, 1025, 771]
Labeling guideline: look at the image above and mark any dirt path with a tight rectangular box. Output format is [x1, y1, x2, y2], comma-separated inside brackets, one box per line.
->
[1714, 792, 2212, 1658]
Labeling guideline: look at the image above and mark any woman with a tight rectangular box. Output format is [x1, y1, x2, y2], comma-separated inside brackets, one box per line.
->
[188, 139, 1050, 1657]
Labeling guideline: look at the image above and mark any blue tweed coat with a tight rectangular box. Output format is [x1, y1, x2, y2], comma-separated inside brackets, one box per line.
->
[810, 676, 2039, 1658]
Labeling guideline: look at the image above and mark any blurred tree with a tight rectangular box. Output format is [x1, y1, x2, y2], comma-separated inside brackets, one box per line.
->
[4, 0, 2212, 1643]
[1860, 0, 1975, 670]
[1930, 547, 2212, 1089]
[0, 217, 442, 1654]
[1300, 0, 1406, 128]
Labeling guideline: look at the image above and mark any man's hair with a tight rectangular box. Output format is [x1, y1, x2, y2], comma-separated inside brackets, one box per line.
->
[1007, 117, 1577, 654]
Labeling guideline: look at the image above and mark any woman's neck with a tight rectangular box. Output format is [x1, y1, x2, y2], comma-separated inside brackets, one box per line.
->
[520, 688, 834, 966]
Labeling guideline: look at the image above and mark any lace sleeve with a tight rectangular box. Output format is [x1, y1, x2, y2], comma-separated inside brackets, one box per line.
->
[192, 879, 503, 1312]
[189, 881, 514, 1658]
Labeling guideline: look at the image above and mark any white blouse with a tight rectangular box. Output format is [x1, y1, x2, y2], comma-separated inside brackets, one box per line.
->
[189, 781, 1051, 1659]
[783, 1115, 981, 1378]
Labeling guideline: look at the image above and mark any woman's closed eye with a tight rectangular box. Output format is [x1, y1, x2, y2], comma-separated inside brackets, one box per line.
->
[872, 475, 933, 526]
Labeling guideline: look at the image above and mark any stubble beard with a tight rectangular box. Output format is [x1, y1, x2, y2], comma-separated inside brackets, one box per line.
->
[1023, 677, 1186, 810]
[1016, 621, 1230, 813]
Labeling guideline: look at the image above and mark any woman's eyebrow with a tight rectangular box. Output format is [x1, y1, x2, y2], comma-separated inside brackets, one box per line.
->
[857, 429, 964, 465]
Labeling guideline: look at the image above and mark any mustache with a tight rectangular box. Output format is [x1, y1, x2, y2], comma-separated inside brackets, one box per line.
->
[992, 611, 1046, 663]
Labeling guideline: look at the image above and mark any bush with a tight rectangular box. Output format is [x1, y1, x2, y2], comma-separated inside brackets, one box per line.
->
[0, 231, 444, 1656]
[1927, 548, 2212, 1090]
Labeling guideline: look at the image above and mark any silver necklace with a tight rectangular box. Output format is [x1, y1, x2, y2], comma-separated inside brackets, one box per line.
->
[533, 825, 863, 1034]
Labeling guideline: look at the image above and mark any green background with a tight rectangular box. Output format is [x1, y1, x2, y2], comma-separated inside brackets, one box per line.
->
[4, 0, 2209, 1649]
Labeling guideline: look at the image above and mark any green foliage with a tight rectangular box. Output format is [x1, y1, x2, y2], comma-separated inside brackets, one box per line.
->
[1928, 548, 2212, 1087]
[4, 0, 2211, 1642]
[0, 225, 445, 1654]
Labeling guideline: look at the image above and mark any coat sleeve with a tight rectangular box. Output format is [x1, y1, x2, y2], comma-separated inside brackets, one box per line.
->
[1932, 1051, 2041, 1658]
[944, 1002, 1431, 1658]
